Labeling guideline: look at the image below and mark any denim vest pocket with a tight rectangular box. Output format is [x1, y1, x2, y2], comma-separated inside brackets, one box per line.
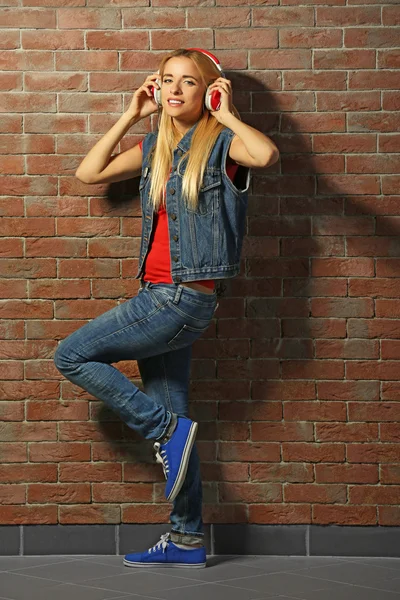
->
[185, 173, 222, 216]
[167, 323, 208, 350]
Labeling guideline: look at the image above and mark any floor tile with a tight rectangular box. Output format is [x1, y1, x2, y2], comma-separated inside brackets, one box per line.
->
[0, 580, 131, 600]
[203, 555, 348, 573]
[282, 561, 400, 588]
[283, 582, 400, 600]
[0, 556, 77, 573]
[7, 559, 128, 583]
[369, 578, 400, 594]
[145, 561, 269, 583]
[0, 572, 63, 600]
[83, 557, 127, 567]
[214, 571, 345, 595]
[343, 557, 400, 572]
[75, 571, 208, 595]
[147, 581, 275, 600]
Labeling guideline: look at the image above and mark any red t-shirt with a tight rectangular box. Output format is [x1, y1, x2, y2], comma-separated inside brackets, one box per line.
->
[138, 139, 239, 289]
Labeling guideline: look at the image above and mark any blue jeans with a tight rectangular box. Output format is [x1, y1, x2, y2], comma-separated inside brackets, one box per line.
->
[53, 280, 218, 545]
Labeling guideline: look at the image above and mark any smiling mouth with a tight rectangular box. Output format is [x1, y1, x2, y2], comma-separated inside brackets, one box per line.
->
[167, 100, 184, 106]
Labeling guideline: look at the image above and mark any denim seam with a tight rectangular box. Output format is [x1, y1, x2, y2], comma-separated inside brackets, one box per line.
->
[177, 296, 217, 307]
[164, 301, 215, 324]
[149, 284, 217, 304]
[182, 489, 188, 532]
[161, 294, 217, 310]
[54, 356, 149, 428]
[160, 354, 174, 416]
[147, 287, 170, 309]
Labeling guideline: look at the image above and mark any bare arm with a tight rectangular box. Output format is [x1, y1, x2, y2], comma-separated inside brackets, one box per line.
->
[75, 71, 161, 185]
[224, 114, 279, 168]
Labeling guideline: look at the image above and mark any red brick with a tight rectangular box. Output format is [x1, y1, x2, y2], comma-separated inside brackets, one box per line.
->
[249, 504, 311, 524]
[92, 483, 153, 503]
[317, 422, 378, 442]
[313, 505, 377, 525]
[347, 443, 400, 463]
[283, 442, 345, 462]
[252, 422, 313, 442]
[379, 507, 400, 526]
[0, 506, 57, 524]
[28, 483, 90, 503]
[219, 482, 282, 504]
[59, 505, 120, 524]
[29, 442, 90, 462]
[317, 6, 380, 26]
[285, 484, 346, 504]
[284, 401, 346, 422]
[316, 463, 378, 484]
[350, 485, 400, 505]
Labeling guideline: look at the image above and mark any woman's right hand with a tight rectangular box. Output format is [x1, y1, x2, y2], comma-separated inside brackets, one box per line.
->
[127, 73, 161, 120]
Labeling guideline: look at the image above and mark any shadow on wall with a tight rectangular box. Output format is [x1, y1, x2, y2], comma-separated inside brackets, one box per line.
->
[97, 69, 398, 526]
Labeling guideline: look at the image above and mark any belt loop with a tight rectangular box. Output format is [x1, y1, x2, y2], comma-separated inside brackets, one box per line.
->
[173, 285, 183, 304]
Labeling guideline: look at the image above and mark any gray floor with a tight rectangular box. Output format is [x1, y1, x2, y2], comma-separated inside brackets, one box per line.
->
[1, 555, 400, 600]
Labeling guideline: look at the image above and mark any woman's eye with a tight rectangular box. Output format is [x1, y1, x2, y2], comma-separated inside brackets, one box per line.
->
[163, 79, 194, 85]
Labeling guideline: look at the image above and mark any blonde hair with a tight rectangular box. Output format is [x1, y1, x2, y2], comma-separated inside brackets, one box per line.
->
[147, 48, 242, 212]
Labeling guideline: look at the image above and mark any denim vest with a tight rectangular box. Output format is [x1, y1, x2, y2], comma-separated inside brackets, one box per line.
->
[135, 122, 251, 283]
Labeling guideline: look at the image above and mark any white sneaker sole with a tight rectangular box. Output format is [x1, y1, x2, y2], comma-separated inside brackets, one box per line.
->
[167, 421, 198, 502]
[123, 559, 206, 568]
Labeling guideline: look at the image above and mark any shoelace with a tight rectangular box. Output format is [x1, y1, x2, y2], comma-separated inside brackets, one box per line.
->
[148, 532, 170, 554]
[153, 442, 169, 479]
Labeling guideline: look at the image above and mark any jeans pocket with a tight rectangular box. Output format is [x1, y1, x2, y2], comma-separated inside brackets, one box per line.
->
[167, 323, 208, 351]
[147, 287, 172, 308]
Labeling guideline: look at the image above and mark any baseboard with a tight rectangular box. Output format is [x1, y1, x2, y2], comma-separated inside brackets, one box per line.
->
[1, 524, 399, 557]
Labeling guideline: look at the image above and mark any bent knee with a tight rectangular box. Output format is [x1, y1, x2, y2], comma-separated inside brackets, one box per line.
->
[53, 341, 72, 372]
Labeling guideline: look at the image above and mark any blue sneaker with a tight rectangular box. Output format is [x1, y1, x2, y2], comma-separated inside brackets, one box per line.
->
[123, 532, 207, 568]
[153, 416, 198, 502]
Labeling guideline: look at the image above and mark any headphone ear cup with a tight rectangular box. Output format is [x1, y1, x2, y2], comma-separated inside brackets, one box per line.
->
[150, 71, 162, 106]
[153, 78, 162, 105]
[205, 85, 221, 111]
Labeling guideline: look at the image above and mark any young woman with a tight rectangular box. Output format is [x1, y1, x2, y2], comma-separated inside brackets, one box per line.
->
[54, 48, 279, 568]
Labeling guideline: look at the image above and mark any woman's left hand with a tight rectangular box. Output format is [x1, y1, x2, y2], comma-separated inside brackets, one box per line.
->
[207, 77, 234, 123]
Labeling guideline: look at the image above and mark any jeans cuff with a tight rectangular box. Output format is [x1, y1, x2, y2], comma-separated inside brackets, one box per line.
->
[170, 530, 204, 545]
[155, 412, 178, 443]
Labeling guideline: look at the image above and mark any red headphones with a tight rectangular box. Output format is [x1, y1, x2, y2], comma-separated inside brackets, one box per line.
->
[150, 48, 225, 112]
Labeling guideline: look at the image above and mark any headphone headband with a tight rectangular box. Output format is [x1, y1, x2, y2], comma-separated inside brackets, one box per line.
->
[185, 48, 225, 76]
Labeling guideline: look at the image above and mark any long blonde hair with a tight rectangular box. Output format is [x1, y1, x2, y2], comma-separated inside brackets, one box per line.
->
[147, 48, 242, 212]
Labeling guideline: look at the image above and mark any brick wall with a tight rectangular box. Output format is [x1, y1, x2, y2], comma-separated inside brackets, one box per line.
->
[1, 2, 400, 529]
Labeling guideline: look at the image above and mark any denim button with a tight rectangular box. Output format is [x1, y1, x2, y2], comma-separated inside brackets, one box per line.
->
[170, 188, 175, 195]
[173, 235, 178, 242]
[170, 213, 177, 220]
[172, 256, 178, 262]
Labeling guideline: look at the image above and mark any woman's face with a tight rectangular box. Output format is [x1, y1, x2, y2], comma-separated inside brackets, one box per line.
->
[161, 57, 207, 124]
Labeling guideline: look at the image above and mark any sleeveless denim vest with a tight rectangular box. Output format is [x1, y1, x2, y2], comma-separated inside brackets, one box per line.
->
[135, 122, 251, 283]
